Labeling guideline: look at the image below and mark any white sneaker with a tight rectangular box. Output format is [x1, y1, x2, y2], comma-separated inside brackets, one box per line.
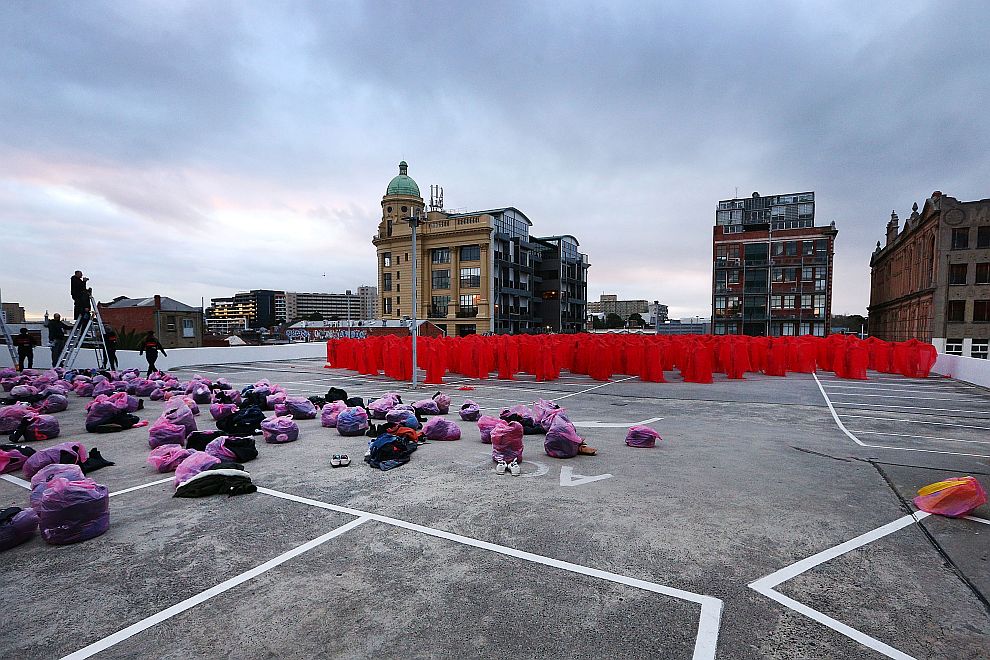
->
[508, 459, 521, 476]
[495, 460, 507, 475]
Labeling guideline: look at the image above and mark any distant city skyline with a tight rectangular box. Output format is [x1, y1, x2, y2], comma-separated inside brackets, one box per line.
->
[2, 2, 988, 320]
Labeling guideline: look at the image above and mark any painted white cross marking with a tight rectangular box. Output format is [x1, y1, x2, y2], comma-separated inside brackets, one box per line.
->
[559, 466, 613, 487]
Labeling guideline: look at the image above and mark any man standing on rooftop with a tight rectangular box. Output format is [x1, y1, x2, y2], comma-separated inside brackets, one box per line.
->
[70, 270, 90, 319]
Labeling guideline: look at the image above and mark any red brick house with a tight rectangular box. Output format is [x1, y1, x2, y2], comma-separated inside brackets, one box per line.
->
[99, 295, 204, 349]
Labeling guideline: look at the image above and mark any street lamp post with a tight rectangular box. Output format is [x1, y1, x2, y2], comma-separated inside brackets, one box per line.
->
[404, 213, 421, 386]
[345, 289, 351, 335]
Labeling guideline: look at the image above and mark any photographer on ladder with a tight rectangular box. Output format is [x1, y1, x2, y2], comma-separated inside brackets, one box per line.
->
[71, 270, 91, 320]
[44, 311, 72, 365]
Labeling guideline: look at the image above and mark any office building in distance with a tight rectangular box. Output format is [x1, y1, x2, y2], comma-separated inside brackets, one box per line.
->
[372, 161, 589, 336]
[869, 191, 990, 358]
[712, 191, 837, 337]
[207, 287, 377, 332]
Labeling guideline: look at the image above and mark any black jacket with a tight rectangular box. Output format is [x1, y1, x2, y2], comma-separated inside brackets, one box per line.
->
[13, 334, 36, 352]
[70, 275, 88, 301]
[139, 338, 166, 356]
[45, 319, 72, 342]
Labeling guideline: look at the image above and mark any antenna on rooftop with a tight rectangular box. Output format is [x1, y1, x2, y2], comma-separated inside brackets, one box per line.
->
[429, 185, 444, 211]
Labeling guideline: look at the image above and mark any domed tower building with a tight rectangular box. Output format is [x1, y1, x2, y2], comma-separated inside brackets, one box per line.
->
[372, 161, 590, 337]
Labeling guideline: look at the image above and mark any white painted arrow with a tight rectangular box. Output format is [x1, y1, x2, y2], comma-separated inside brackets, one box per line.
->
[560, 466, 613, 487]
[571, 416, 663, 428]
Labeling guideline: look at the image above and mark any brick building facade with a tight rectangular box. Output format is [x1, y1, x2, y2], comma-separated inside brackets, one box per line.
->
[99, 295, 204, 349]
[869, 191, 990, 357]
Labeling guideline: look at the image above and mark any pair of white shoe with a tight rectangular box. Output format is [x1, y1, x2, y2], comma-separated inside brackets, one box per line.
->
[495, 459, 520, 476]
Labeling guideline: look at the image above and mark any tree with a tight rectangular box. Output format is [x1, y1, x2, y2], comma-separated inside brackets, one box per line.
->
[605, 313, 624, 329]
[591, 315, 605, 330]
[628, 312, 645, 328]
[305, 312, 324, 321]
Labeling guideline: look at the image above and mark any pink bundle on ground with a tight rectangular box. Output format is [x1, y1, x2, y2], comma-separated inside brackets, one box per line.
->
[321, 401, 347, 428]
[262, 415, 299, 443]
[491, 420, 524, 463]
[914, 476, 987, 517]
[174, 451, 221, 486]
[432, 392, 451, 414]
[422, 417, 461, 441]
[544, 416, 583, 459]
[625, 426, 661, 448]
[210, 403, 238, 421]
[459, 400, 481, 422]
[148, 444, 195, 473]
[149, 417, 187, 448]
[477, 416, 499, 444]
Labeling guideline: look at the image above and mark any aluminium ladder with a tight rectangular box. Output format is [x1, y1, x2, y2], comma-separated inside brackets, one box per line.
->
[55, 295, 110, 370]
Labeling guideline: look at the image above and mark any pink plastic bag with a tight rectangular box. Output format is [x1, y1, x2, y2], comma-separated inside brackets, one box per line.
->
[30, 463, 85, 489]
[914, 476, 987, 517]
[477, 416, 499, 444]
[262, 415, 299, 443]
[491, 420, 524, 463]
[0, 403, 32, 433]
[174, 451, 221, 486]
[625, 426, 661, 448]
[321, 401, 347, 428]
[36, 477, 110, 545]
[544, 416, 583, 459]
[210, 403, 238, 421]
[149, 417, 187, 449]
[23, 442, 88, 479]
[163, 403, 197, 436]
[432, 392, 451, 414]
[459, 400, 481, 422]
[147, 444, 195, 473]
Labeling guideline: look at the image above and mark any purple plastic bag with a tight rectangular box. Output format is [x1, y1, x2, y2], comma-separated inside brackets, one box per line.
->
[477, 415, 499, 444]
[30, 463, 85, 489]
[24, 414, 60, 442]
[422, 417, 461, 441]
[491, 420, 524, 463]
[625, 425, 661, 448]
[412, 399, 440, 415]
[36, 477, 110, 545]
[385, 405, 415, 425]
[164, 403, 197, 436]
[147, 444, 194, 473]
[321, 401, 347, 428]
[210, 403, 238, 421]
[544, 416, 583, 459]
[37, 394, 69, 414]
[0, 508, 40, 551]
[284, 397, 317, 420]
[11, 384, 40, 401]
[92, 380, 115, 397]
[533, 399, 561, 430]
[85, 395, 124, 429]
[174, 451, 221, 486]
[368, 393, 401, 419]
[205, 436, 238, 460]
[149, 417, 187, 449]
[191, 384, 212, 405]
[459, 400, 481, 422]
[262, 415, 299, 444]
[23, 442, 88, 479]
[0, 404, 32, 433]
[432, 392, 451, 414]
[336, 407, 369, 436]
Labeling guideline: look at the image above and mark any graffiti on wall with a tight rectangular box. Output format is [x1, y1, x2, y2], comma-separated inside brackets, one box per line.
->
[285, 328, 368, 341]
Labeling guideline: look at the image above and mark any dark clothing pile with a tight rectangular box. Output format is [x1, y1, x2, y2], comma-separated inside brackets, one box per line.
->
[364, 433, 418, 471]
[174, 461, 256, 498]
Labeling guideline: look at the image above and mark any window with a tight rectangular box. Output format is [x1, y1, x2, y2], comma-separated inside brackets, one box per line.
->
[458, 294, 479, 317]
[714, 297, 727, 317]
[802, 266, 813, 281]
[182, 318, 195, 338]
[801, 294, 813, 309]
[783, 295, 796, 308]
[979, 226, 990, 248]
[951, 228, 969, 250]
[383, 273, 392, 291]
[815, 239, 829, 254]
[432, 248, 450, 264]
[386, 219, 393, 237]
[395, 283, 400, 292]
[782, 323, 796, 336]
[975, 300, 990, 322]
[382, 252, 392, 267]
[949, 263, 968, 285]
[166, 315, 176, 332]
[799, 322, 811, 336]
[947, 300, 965, 323]
[802, 241, 814, 256]
[460, 245, 481, 261]
[432, 269, 450, 289]
[770, 295, 782, 310]
[460, 267, 481, 288]
[772, 242, 784, 256]
[972, 340, 989, 359]
[430, 295, 450, 318]
[395, 271, 399, 280]
[382, 298, 392, 315]
[977, 263, 990, 285]
[727, 270, 739, 284]
[945, 338, 963, 355]
[785, 242, 798, 256]
[813, 295, 826, 317]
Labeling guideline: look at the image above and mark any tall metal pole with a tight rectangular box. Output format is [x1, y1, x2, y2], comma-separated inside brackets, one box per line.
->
[345, 289, 351, 336]
[408, 214, 419, 386]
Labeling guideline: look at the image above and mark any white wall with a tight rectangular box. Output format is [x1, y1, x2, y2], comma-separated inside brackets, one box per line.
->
[10, 342, 328, 372]
[931, 352, 990, 389]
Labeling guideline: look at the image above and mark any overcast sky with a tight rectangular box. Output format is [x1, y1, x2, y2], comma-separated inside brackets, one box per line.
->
[2, 1, 988, 321]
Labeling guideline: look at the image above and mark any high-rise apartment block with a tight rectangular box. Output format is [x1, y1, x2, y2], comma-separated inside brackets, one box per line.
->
[869, 191, 990, 358]
[712, 191, 837, 336]
[372, 162, 589, 336]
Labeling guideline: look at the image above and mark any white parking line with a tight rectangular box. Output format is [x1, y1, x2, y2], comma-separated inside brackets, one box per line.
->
[824, 391, 987, 401]
[59, 516, 371, 660]
[1, 474, 31, 489]
[829, 401, 990, 416]
[109, 478, 174, 497]
[258, 486, 723, 660]
[749, 512, 929, 660]
[818, 382, 980, 393]
[812, 373, 990, 458]
[852, 430, 990, 446]
[837, 414, 990, 431]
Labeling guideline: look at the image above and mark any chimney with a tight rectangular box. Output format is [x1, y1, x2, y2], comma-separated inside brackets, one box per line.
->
[154, 294, 162, 310]
[885, 211, 899, 246]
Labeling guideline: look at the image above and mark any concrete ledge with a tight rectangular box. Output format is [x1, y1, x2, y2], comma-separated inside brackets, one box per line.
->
[932, 353, 990, 389]
[18, 342, 328, 371]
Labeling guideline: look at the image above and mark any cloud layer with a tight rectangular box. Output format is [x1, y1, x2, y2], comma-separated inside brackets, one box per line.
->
[2, 1, 988, 319]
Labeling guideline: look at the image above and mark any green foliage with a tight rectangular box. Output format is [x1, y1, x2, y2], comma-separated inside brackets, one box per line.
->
[591, 315, 605, 330]
[306, 312, 325, 321]
[628, 312, 644, 327]
[605, 313, 624, 329]
[114, 325, 144, 351]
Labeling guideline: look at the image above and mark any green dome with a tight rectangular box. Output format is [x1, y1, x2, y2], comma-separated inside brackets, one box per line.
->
[386, 160, 421, 197]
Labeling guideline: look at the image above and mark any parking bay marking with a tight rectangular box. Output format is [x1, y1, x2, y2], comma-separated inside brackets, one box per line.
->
[573, 416, 663, 428]
[560, 466, 613, 487]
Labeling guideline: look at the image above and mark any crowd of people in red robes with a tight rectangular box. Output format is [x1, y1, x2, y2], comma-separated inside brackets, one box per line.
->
[324, 334, 939, 385]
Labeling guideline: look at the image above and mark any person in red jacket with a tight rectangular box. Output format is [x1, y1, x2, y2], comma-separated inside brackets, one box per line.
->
[139, 330, 167, 377]
[13, 328, 37, 371]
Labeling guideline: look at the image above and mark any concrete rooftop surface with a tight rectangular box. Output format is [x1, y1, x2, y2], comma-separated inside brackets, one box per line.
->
[1, 358, 988, 659]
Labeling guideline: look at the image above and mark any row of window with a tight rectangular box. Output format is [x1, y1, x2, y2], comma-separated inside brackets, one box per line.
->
[716, 239, 830, 261]
[712, 321, 827, 337]
[430, 268, 480, 289]
[950, 227, 990, 250]
[946, 299, 990, 323]
[429, 295, 481, 317]
[381, 245, 481, 269]
[714, 294, 826, 317]
[945, 339, 989, 359]
[948, 262, 990, 285]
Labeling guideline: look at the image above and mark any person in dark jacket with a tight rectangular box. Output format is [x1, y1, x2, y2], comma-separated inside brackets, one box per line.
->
[139, 330, 166, 377]
[70, 270, 91, 320]
[13, 328, 36, 371]
[103, 329, 119, 371]
[44, 312, 73, 365]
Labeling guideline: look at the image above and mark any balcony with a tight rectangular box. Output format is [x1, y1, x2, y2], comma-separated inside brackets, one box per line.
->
[429, 307, 449, 319]
[456, 307, 479, 318]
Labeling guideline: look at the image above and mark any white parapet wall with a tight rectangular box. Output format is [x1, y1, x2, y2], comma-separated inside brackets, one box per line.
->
[931, 353, 990, 389]
[13, 342, 328, 372]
